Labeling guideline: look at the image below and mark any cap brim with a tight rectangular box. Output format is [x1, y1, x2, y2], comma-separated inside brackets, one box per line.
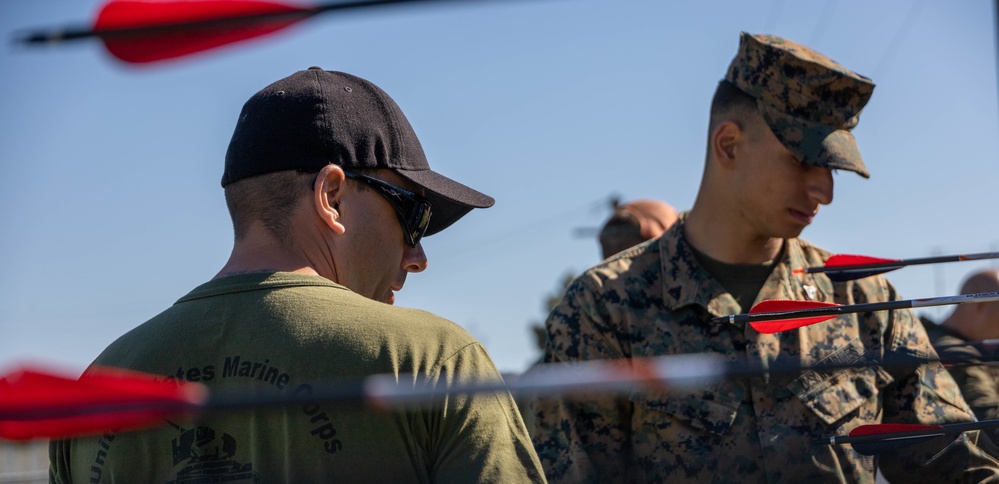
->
[759, 104, 870, 179]
[812, 130, 869, 178]
[396, 168, 495, 236]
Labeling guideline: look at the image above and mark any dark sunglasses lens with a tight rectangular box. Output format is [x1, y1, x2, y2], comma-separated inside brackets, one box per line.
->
[346, 172, 431, 247]
[407, 202, 432, 245]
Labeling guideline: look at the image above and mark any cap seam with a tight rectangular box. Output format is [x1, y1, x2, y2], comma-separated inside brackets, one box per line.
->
[312, 69, 335, 165]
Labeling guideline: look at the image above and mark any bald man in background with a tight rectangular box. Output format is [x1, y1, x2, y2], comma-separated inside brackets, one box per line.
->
[598, 200, 678, 259]
[923, 269, 999, 445]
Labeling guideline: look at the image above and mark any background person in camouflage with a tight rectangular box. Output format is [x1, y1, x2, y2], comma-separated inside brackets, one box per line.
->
[598, 199, 678, 259]
[520, 199, 679, 430]
[923, 269, 999, 447]
[531, 32, 999, 482]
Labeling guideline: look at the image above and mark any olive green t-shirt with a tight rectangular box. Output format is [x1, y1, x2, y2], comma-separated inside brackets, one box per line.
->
[50, 272, 544, 483]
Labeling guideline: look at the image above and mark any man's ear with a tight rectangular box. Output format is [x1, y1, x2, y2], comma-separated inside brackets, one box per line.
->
[711, 120, 742, 170]
[314, 164, 347, 235]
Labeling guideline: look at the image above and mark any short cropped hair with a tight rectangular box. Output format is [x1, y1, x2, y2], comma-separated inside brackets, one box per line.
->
[599, 214, 645, 259]
[223, 167, 379, 244]
[708, 79, 759, 132]
[224, 170, 315, 244]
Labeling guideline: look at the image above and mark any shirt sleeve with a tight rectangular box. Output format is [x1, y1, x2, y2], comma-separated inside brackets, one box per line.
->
[531, 276, 633, 483]
[48, 439, 72, 484]
[938, 345, 999, 448]
[877, 285, 999, 481]
[428, 341, 546, 484]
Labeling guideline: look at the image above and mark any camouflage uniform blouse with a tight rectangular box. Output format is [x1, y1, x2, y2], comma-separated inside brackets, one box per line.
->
[533, 220, 999, 483]
[922, 320, 999, 449]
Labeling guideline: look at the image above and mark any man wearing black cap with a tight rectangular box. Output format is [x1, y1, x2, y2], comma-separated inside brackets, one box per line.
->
[51, 68, 544, 482]
[532, 33, 999, 482]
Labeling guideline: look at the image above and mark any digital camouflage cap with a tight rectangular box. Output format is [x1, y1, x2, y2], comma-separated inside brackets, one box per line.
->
[725, 32, 875, 178]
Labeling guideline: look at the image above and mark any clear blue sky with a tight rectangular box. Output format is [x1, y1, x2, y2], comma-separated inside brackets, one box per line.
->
[2, 0, 998, 374]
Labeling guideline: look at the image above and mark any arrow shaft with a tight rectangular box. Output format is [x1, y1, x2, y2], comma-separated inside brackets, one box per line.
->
[11, 348, 999, 442]
[0, 354, 725, 423]
[725, 300, 911, 325]
[17, 0, 478, 44]
[20, 8, 317, 43]
[806, 252, 999, 275]
[911, 292, 999, 309]
[365, 353, 729, 407]
[721, 292, 999, 325]
[934, 338, 999, 351]
[827, 419, 999, 446]
[807, 255, 956, 274]
[12, 351, 999, 423]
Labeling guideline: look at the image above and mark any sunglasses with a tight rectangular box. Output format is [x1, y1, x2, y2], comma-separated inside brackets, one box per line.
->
[343, 171, 433, 247]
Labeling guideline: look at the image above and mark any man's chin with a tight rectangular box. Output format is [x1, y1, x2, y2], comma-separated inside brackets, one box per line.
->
[777, 220, 810, 239]
[780, 231, 806, 241]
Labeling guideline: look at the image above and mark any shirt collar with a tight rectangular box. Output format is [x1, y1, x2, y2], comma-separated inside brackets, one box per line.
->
[658, 218, 831, 322]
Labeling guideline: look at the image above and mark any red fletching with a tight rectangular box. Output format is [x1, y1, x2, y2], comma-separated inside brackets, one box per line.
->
[747, 300, 839, 333]
[749, 300, 839, 313]
[795, 252, 999, 281]
[847, 423, 946, 455]
[94, 0, 312, 63]
[0, 365, 205, 441]
[824, 254, 897, 267]
[849, 423, 941, 437]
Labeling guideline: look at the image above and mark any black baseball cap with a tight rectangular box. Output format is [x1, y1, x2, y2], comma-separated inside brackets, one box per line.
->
[222, 67, 494, 236]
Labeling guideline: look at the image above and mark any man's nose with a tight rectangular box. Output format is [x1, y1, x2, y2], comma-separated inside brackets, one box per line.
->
[808, 167, 834, 206]
[403, 242, 428, 273]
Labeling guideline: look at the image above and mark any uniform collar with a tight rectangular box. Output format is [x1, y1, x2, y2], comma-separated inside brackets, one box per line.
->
[658, 218, 830, 322]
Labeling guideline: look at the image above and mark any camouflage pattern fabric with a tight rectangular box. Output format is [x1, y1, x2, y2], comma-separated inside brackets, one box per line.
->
[725, 32, 874, 178]
[533, 218, 999, 483]
[923, 320, 999, 450]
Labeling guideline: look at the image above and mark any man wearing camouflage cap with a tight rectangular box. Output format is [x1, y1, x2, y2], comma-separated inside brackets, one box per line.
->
[532, 33, 999, 482]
